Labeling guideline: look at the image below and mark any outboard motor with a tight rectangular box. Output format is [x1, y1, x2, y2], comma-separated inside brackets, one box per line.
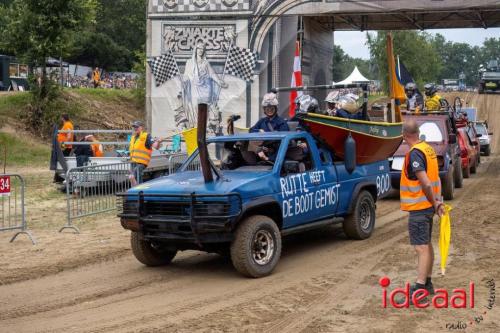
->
[344, 133, 356, 174]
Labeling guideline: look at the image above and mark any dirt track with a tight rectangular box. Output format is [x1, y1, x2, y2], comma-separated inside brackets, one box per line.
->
[1, 93, 500, 332]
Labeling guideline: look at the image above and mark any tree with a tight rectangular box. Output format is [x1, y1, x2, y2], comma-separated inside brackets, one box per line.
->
[367, 31, 442, 92]
[0, 0, 97, 134]
[1, 0, 97, 93]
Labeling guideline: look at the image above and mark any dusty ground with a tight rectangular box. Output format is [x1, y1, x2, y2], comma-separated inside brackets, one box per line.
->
[0, 93, 499, 332]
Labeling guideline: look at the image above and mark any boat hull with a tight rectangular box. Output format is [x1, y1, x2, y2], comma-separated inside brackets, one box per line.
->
[302, 113, 403, 164]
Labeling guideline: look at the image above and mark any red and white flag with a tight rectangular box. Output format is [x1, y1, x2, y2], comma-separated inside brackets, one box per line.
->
[289, 41, 303, 117]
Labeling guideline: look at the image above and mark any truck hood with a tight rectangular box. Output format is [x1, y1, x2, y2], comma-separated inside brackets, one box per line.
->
[127, 170, 272, 197]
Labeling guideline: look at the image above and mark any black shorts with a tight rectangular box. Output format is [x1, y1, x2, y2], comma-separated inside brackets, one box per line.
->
[408, 208, 434, 245]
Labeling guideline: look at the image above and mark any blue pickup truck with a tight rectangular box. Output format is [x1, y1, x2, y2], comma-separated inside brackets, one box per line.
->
[118, 131, 391, 277]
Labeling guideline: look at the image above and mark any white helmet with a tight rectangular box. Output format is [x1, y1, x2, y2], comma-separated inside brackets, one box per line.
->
[262, 92, 279, 107]
[344, 93, 359, 101]
[325, 91, 340, 103]
[338, 97, 358, 114]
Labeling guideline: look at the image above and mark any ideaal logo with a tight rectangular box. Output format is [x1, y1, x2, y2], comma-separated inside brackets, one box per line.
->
[379, 276, 474, 309]
[379, 277, 496, 330]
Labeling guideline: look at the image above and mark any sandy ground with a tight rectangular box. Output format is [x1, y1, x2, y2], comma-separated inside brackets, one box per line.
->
[0, 93, 499, 332]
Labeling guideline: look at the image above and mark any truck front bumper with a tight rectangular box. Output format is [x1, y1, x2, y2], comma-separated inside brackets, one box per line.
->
[117, 192, 242, 244]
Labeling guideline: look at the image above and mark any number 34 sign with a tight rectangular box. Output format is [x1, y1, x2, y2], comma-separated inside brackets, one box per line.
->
[0, 175, 11, 197]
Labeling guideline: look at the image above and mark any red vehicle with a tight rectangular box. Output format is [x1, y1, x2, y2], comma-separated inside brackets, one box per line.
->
[457, 127, 479, 178]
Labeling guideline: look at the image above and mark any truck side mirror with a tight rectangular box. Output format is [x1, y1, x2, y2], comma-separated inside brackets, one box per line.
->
[488, 132, 493, 136]
[448, 133, 457, 144]
[281, 161, 300, 176]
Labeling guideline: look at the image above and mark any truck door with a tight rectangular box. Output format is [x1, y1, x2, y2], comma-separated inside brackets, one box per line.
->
[278, 137, 338, 229]
[313, 144, 340, 220]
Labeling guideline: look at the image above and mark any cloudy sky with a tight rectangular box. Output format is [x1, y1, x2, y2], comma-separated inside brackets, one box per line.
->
[334, 28, 500, 59]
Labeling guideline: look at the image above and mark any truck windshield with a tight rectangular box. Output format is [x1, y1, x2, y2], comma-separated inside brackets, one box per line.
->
[183, 139, 282, 172]
[418, 122, 444, 142]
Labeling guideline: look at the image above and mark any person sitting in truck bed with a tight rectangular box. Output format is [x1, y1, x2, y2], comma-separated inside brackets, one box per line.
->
[335, 96, 367, 120]
[250, 92, 289, 133]
[424, 83, 446, 111]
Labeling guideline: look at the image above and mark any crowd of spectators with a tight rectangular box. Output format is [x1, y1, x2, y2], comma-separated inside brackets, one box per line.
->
[48, 70, 139, 89]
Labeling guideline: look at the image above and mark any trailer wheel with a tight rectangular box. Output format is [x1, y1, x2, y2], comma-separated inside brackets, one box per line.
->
[343, 190, 375, 240]
[442, 167, 455, 200]
[453, 162, 463, 188]
[230, 215, 281, 278]
[131, 231, 177, 266]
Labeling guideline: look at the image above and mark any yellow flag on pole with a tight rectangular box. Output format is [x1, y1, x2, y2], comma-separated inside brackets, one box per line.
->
[439, 204, 452, 275]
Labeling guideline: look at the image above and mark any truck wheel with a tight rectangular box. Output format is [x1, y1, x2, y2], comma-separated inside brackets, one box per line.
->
[230, 215, 281, 278]
[131, 231, 177, 266]
[343, 191, 375, 240]
[442, 167, 454, 200]
[463, 165, 470, 178]
[470, 159, 477, 174]
[453, 162, 463, 188]
[485, 146, 491, 156]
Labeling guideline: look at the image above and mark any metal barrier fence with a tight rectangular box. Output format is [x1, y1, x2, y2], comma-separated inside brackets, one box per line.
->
[62, 153, 190, 233]
[61, 162, 133, 233]
[0, 174, 36, 244]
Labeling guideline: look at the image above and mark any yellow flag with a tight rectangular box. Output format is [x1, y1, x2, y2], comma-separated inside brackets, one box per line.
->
[439, 204, 452, 275]
[182, 127, 198, 156]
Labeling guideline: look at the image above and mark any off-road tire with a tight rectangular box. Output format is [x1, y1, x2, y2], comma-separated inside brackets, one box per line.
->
[470, 158, 477, 174]
[343, 191, 376, 240]
[463, 165, 470, 178]
[131, 231, 177, 266]
[442, 167, 455, 200]
[230, 215, 281, 278]
[485, 146, 491, 156]
[453, 162, 463, 188]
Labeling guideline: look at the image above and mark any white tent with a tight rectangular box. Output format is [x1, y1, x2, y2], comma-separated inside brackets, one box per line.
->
[335, 66, 371, 85]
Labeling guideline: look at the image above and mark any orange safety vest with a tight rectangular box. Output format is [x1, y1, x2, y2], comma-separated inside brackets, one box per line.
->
[93, 70, 100, 82]
[57, 121, 74, 148]
[91, 143, 104, 157]
[129, 131, 152, 166]
[400, 141, 441, 211]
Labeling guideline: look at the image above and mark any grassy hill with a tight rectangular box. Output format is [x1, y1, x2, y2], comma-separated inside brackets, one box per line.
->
[0, 89, 144, 168]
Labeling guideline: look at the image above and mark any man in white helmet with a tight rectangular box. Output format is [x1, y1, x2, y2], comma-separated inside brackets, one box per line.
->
[324, 91, 340, 116]
[250, 92, 290, 133]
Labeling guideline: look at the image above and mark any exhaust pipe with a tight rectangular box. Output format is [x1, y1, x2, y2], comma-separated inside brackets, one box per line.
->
[197, 103, 213, 183]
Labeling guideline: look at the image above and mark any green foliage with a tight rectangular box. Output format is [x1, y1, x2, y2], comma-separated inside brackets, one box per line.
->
[0, 92, 31, 117]
[0, 132, 51, 167]
[0, 0, 97, 66]
[0, 0, 97, 134]
[366, 31, 442, 92]
[132, 51, 146, 109]
[67, 31, 134, 71]
[72, 87, 135, 101]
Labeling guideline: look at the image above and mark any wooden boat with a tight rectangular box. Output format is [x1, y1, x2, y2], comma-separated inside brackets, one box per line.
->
[301, 113, 403, 164]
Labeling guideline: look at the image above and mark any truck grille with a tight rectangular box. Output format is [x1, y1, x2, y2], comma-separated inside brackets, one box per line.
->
[117, 193, 242, 219]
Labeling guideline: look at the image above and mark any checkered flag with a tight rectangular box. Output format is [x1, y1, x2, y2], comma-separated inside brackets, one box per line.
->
[147, 51, 180, 87]
[225, 46, 258, 82]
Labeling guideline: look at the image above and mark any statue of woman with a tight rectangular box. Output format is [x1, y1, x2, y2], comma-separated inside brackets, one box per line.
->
[182, 41, 227, 129]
